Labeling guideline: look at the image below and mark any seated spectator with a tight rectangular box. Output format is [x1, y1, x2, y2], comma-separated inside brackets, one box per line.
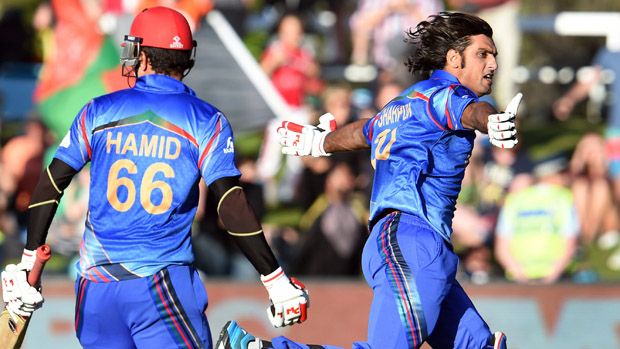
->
[294, 82, 371, 210]
[346, 0, 443, 84]
[552, 45, 620, 261]
[290, 161, 368, 276]
[495, 154, 579, 284]
[568, 133, 620, 245]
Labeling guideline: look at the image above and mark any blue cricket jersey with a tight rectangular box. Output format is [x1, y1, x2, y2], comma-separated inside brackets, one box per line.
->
[54, 74, 240, 281]
[363, 70, 479, 241]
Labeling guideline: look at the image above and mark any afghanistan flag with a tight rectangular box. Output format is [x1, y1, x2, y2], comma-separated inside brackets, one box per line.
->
[33, 0, 126, 138]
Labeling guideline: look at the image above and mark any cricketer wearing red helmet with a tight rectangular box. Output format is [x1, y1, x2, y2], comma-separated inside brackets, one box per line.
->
[0, 6, 309, 348]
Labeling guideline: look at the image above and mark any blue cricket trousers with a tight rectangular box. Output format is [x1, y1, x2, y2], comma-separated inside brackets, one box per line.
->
[271, 211, 493, 349]
[74, 264, 211, 349]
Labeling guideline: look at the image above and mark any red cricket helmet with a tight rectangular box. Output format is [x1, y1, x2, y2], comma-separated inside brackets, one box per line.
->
[121, 6, 197, 78]
[130, 6, 194, 50]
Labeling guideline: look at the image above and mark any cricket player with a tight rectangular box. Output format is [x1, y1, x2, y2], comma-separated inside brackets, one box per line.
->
[1, 6, 308, 348]
[217, 12, 520, 349]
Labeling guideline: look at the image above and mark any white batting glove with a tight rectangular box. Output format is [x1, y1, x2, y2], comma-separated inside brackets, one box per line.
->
[488, 93, 523, 149]
[261, 267, 309, 328]
[277, 113, 337, 157]
[1, 263, 44, 318]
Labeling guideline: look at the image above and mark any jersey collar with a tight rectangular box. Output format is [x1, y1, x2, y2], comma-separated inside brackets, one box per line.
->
[134, 74, 196, 96]
[430, 70, 478, 97]
[430, 70, 459, 83]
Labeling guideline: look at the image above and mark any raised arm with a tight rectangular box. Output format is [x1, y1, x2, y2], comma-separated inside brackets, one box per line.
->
[278, 113, 369, 157]
[463, 92, 523, 149]
[323, 118, 369, 153]
[461, 101, 497, 132]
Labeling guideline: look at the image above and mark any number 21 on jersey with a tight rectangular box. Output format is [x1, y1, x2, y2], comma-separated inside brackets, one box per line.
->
[371, 128, 397, 168]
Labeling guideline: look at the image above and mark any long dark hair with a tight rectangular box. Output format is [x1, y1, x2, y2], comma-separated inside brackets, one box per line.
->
[405, 12, 493, 75]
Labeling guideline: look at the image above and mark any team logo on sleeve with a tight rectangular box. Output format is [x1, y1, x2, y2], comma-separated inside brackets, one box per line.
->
[224, 137, 234, 154]
[60, 131, 71, 148]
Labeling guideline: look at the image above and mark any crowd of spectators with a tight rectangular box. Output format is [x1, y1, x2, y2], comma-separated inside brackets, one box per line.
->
[1, 0, 620, 285]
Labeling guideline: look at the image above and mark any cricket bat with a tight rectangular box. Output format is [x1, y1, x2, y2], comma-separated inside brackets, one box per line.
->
[0, 245, 52, 349]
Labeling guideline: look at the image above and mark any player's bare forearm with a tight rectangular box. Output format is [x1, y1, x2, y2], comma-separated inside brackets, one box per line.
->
[461, 101, 497, 133]
[323, 118, 370, 153]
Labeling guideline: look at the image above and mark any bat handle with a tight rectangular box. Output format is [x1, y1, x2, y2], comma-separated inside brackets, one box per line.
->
[27, 245, 51, 287]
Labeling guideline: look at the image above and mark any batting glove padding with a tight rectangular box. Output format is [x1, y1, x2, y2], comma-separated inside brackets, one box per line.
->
[487, 92, 523, 149]
[1, 263, 44, 318]
[261, 267, 309, 328]
[277, 113, 337, 157]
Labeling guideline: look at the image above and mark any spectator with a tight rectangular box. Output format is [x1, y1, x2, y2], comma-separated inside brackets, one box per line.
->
[256, 12, 323, 204]
[551, 48, 619, 124]
[553, 47, 620, 246]
[291, 161, 368, 276]
[294, 82, 361, 210]
[260, 12, 323, 110]
[567, 133, 619, 245]
[346, 0, 443, 84]
[451, 137, 533, 283]
[495, 154, 579, 284]
[1, 119, 52, 232]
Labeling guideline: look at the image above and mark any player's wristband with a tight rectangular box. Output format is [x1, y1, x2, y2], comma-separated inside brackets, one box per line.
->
[315, 131, 330, 157]
[20, 249, 37, 271]
[260, 267, 287, 290]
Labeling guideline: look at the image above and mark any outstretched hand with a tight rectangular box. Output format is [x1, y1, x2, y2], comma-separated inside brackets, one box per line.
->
[487, 93, 523, 149]
[277, 113, 337, 157]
